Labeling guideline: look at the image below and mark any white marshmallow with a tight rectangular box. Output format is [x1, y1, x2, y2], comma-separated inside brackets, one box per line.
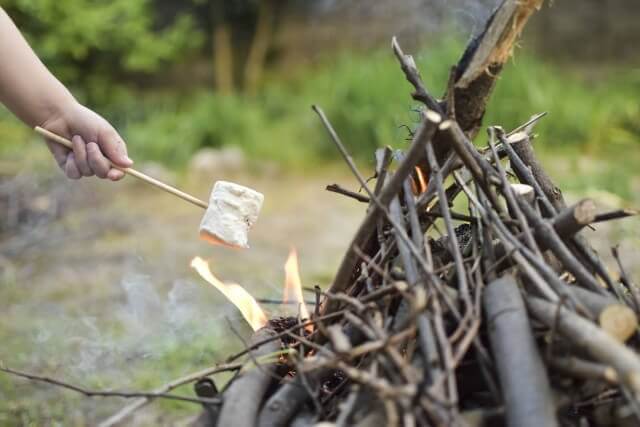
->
[199, 181, 264, 249]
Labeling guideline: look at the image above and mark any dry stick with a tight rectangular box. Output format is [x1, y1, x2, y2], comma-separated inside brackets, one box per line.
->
[313, 106, 459, 320]
[257, 326, 413, 427]
[318, 106, 440, 315]
[487, 129, 542, 260]
[517, 198, 606, 295]
[491, 199, 595, 269]
[551, 199, 596, 237]
[593, 209, 638, 223]
[506, 112, 547, 137]
[498, 131, 620, 300]
[520, 203, 606, 300]
[431, 294, 459, 412]
[612, 246, 640, 313]
[453, 172, 564, 301]
[498, 131, 557, 217]
[373, 147, 394, 199]
[390, 196, 419, 286]
[547, 356, 618, 385]
[484, 275, 558, 427]
[391, 36, 441, 112]
[403, 178, 424, 250]
[326, 183, 370, 203]
[0, 365, 223, 406]
[509, 132, 566, 213]
[97, 363, 241, 427]
[527, 296, 640, 395]
[437, 120, 503, 213]
[426, 141, 471, 309]
[217, 326, 281, 427]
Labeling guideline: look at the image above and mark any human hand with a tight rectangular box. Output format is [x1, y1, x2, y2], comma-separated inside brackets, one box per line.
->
[39, 101, 133, 181]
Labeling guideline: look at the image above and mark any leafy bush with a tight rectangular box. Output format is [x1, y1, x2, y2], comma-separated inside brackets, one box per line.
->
[3, 0, 202, 106]
[121, 40, 639, 171]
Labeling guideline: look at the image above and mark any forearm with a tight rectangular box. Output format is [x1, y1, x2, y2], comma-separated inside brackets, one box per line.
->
[0, 8, 76, 127]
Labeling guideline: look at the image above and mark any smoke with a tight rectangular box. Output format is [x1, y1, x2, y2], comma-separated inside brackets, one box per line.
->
[20, 272, 247, 389]
[303, 0, 502, 40]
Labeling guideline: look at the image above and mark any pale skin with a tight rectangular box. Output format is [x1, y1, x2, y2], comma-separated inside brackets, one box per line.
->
[0, 7, 133, 181]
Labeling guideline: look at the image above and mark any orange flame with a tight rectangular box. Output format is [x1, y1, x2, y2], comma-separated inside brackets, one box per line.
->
[283, 248, 311, 321]
[415, 166, 428, 194]
[190, 256, 267, 331]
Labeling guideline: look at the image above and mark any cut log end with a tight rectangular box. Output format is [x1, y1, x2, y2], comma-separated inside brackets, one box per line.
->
[599, 304, 638, 343]
[573, 199, 597, 226]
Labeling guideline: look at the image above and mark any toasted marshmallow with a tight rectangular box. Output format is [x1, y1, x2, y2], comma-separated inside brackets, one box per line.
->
[199, 181, 264, 248]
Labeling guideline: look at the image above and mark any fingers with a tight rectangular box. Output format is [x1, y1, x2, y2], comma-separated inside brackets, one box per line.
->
[64, 153, 82, 180]
[44, 139, 70, 170]
[71, 135, 93, 177]
[107, 169, 125, 181]
[86, 142, 112, 179]
[98, 127, 133, 168]
[73, 135, 124, 181]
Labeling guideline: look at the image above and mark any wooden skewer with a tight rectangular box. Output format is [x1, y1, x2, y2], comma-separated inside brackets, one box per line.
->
[34, 126, 208, 210]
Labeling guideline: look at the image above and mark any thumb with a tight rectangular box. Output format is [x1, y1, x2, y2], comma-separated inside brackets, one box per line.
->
[97, 127, 133, 168]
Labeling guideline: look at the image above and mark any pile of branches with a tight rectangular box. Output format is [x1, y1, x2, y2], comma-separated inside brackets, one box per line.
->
[189, 1, 640, 426]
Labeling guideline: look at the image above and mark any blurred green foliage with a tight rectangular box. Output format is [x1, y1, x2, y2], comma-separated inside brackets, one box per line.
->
[0, 4, 637, 190]
[3, 0, 202, 105]
[120, 40, 639, 170]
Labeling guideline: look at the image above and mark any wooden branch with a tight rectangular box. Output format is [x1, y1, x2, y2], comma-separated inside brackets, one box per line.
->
[0, 365, 223, 405]
[217, 327, 281, 427]
[321, 108, 440, 314]
[484, 275, 558, 427]
[527, 297, 640, 394]
[453, 0, 544, 137]
[326, 183, 370, 203]
[593, 209, 639, 223]
[100, 363, 240, 427]
[517, 197, 606, 295]
[551, 199, 596, 237]
[547, 356, 618, 385]
[258, 370, 325, 427]
[391, 37, 441, 111]
[571, 286, 638, 341]
[508, 132, 566, 213]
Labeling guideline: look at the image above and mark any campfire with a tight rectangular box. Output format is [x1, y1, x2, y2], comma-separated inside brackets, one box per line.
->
[178, 2, 640, 426]
[3, 1, 640, 426]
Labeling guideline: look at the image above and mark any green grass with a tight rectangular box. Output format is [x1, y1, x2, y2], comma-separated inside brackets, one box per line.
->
[1, 39, 638, 189]
[110, 40, 638, 166]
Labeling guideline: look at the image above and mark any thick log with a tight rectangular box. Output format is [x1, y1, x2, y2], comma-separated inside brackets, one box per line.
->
[551, 199, 596, 237]
[527, 297, 640, 394]
[547, 356, 618, 385]
[453, 0, 544, 137]
[484, 275, 557, 427]
[217, 327, 280, 427]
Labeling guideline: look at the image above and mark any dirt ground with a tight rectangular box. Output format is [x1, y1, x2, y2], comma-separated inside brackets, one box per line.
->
[0, 161, 367, 425]
[0, 159, 638, 426]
